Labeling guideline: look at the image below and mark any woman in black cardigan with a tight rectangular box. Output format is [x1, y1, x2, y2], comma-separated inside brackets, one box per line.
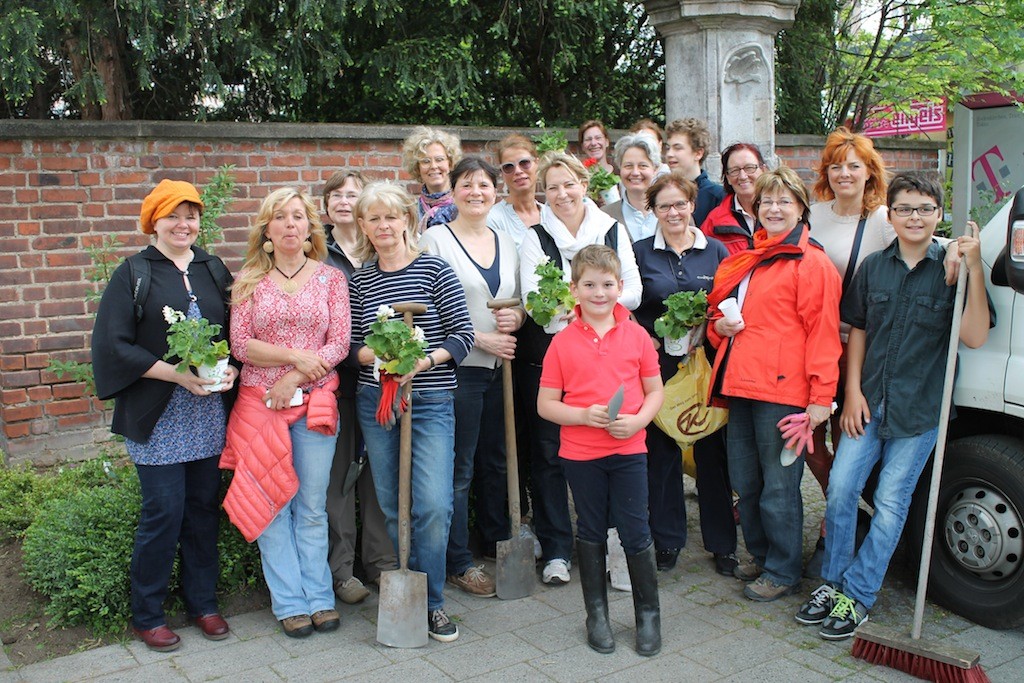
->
[92, 180, 237, 652]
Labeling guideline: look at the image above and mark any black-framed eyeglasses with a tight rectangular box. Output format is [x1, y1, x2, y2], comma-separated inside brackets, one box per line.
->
[725, 164, 761, 178]
[501, 158, 535, 175]
[891, 205, 939, 217]
[654, 200, 691, 214]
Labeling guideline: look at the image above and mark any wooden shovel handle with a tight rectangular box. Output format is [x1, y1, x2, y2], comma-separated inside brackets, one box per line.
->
[488, 298, 523, 535]
[392, 301, 426, 570]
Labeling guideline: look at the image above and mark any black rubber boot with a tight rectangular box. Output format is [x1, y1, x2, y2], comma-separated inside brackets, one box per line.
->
[576, 538, 615, 653]
[625, 543, 661, 656]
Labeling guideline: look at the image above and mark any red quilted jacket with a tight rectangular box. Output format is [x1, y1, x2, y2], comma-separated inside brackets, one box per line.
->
[220, 377, 339, 542]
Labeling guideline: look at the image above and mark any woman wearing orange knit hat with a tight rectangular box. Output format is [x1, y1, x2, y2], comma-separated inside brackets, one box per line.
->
[92, 179, 237, 651]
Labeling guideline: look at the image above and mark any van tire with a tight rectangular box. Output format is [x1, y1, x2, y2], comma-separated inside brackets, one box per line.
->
[907, 435, 1024, 629]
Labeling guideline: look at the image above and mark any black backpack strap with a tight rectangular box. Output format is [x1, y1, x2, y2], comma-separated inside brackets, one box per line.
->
[126, 254, 150, 322]
[841, 217, 868, 295]
[203, 257, 233, 309]
[604, 221, 619, 251]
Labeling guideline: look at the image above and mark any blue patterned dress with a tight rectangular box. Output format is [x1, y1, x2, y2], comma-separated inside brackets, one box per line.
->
[125, 300, 227, 465]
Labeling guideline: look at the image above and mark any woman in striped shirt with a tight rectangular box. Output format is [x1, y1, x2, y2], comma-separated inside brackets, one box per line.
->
[349, 182, 475, 643]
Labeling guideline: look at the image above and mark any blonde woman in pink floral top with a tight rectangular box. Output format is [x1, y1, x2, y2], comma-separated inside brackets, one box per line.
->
[228, 187, 350, 639]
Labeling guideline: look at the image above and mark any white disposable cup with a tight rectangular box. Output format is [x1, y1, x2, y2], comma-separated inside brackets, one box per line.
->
[719, 297, 743, 324]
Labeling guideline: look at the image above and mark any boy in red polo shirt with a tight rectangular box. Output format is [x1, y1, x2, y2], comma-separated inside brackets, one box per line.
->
[538, 245, 664, 656]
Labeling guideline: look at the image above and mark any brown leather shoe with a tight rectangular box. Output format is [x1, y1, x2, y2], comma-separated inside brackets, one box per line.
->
[132, 625, 181, 652]
[193, 613, 230, 640]
[280, 614, 314, 638]
[311, 609, 341, 632]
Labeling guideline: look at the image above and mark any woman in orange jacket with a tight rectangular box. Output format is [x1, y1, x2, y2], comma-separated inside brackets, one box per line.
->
[706, 166, 842, 602]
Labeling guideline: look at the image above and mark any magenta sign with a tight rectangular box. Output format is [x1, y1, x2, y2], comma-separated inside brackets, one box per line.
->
[861, 99, 947, 137]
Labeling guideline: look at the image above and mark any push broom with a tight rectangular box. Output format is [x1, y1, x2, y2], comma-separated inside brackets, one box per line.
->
[850, 226, 989, 682]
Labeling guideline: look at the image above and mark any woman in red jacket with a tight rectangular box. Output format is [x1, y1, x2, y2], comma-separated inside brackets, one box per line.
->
[699, 143, 768, 255]
[706, 166, 842, 602]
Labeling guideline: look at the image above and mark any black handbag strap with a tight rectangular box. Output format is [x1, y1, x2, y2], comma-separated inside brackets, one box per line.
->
[841, 217, 868, 294]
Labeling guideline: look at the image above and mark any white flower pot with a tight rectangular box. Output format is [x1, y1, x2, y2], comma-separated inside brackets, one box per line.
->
[197, 357, 230, 392]
[599, 186, 620, 204]
[663, 329, 693, 357]
[544, 313, 571, 335]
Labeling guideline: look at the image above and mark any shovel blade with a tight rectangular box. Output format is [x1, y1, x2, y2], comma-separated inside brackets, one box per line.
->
[376, 568, 428, 648]
[495, 535, 536, 600]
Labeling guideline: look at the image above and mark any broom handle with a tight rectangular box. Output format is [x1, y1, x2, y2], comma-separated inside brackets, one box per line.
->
[911, 237, 969, 640]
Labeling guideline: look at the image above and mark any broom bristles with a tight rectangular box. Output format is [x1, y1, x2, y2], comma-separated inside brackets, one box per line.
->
[853, 635, 991, 683]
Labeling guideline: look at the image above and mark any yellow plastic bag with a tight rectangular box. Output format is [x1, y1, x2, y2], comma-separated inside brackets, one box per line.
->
[653, 346, 728, 451]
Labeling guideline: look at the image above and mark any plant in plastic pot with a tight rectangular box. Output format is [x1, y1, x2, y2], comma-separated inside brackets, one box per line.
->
[162, 306, 231, 390]
[583, 157, 621, 204]
[526, 257, 575, 334]
[654, 290, 709, 357]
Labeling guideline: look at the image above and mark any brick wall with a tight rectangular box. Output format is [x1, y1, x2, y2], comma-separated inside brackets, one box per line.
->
[0, 121, 943, 464]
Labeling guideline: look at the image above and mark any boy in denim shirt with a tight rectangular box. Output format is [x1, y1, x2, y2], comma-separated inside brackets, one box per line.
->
[795, 172, 991, 639]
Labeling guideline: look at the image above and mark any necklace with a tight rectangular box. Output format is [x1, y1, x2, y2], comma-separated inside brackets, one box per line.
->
[275, 257, 308, 294]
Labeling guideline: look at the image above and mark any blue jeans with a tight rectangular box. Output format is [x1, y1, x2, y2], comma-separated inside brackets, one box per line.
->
[357, 385, 455, 611]
[727, 399, 806, 586]
[256, 416, 337, 620]
[823, 403, 937, 609]
[449, 366, 508, 575]
[131, 456, 221, 629]
[562, 454, 652, 555]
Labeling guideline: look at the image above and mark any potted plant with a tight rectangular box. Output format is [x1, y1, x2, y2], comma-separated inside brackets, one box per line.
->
[583, 157, 621, 204]
[526, 258, 575, 334]
[161, 306, 231, 390]
[654, 290, 709, 357]
[533, 129, 568, 155]
[364, 305, 427, 429]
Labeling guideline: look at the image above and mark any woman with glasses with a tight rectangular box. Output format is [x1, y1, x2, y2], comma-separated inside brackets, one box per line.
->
[700, 143, 768, 255]
[602, 134, 662, 242]
[488, 134, 541, 246]
[631, 170, 735, 574]
[578, 120, 615, 174]
[320, 171, 397, 606]
[401, 126, 463, 232]
[706, 167, 842, 602]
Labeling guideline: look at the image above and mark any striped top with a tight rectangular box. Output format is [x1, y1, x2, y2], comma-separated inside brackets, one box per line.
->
[349, 253, 475, 390]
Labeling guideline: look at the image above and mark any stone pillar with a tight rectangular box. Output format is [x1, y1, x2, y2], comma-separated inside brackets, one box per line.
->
[644, 0, 800, 176]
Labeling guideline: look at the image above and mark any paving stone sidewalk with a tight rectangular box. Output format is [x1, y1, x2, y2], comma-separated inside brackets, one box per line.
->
[4, 476, 1022, 682]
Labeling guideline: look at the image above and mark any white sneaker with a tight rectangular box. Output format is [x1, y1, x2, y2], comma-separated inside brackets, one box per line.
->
[542, 558, 571, 585]
[521, 525, 543, 559]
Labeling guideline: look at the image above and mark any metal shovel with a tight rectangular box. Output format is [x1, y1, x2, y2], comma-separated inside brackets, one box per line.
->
[376, 302, 428, 648]
[488, 298, 535, 600]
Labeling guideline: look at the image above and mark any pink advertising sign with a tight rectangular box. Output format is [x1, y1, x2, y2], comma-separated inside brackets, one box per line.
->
[862, 99, 947, 137]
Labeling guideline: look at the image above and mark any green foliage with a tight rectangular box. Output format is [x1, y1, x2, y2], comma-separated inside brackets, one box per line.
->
[197, 165, 237, 252]
[525, 259, 574, 326]
[0, 457, 118, 538]
[584, 161, 620, 201]
[534, 130, 568, 155]
[1, 0, 662, 127]
[162, 307, 230, 371]
[22, 466, 140, 633]
[364, 305, 428, 376]
[654, 290, 709, 339]
[778, 0, 1024, 133]
[20, 459, 263, 634]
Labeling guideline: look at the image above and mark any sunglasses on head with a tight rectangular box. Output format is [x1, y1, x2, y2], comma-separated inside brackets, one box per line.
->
[501, 158, 534, 175]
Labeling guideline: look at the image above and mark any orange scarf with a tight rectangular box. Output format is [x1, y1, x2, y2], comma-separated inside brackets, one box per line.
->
[708, 224, 807, 309]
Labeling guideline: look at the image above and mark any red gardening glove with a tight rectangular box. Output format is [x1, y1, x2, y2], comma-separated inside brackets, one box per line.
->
[777, 412, 814, 456]
[376, 371, 408, 430]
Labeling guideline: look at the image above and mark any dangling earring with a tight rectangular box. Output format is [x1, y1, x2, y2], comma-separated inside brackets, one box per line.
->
[262, 240, 274, 254]
[302, 238, 313, 254]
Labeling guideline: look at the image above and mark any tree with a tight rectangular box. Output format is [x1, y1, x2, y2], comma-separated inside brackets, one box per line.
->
[776, 0, 1024, 133]
[0, 0, 663, 128]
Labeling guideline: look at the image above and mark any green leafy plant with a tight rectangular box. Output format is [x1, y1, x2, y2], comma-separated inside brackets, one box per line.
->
[20, 458, 263, 634]
[364, 305, 427, 375]
[583, 157, 621, 200]
[654, 290, 709, 339]
[533, 129, 568, 154]
[197, 165, 237, 252]
[0, 457, 119, 538]
[161, 307, 230, 371]
[525, 258, 575, 326]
